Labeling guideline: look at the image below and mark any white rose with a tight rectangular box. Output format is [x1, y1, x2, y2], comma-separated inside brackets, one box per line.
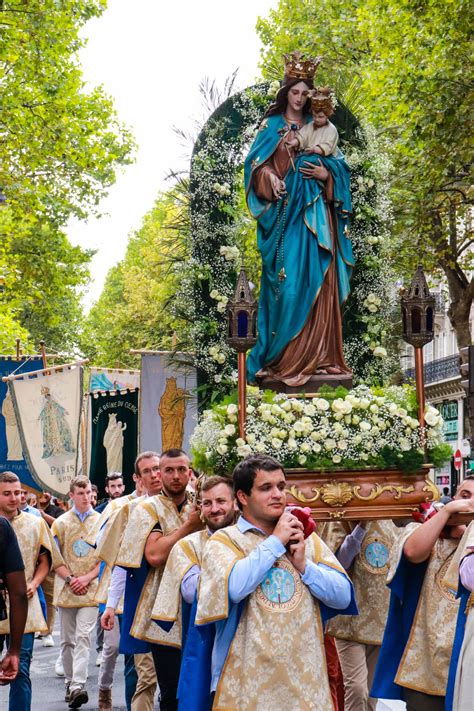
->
[224, 424, 236, 436]
[271, 438, 282, 450]
[399, 437, 411, 451]
[217, 353, 226, 364]
[216, 301, 226, 313]
[424, 410, 440, 427]
[324, 438, 337, 450]
[303, 403, 316, 416]
[301, 442, 310, 453]
[359, 421, 371, 431]
[214, 374, 222, 383]
[237, 445, 252, 457]
[281, 400, 292, 412]
[354, 434, 362, 445]
[315, 398, 330, 411]
[288, 438, 297, 450]
[312, 443, 322, 453]
[217, 444, 228, 455]
[246, 433, 256, 445]
[255, 442, 265, 452]
[209, 289, 219, 299]
[298, 455, 307, 465]
[235, 438, 246, 447]
[227, 403, 238, 416]
[373, 346, 387, 358]
[352, 414, 360, 425]
[337, 440, 348, 450]
[332, 455, 342, 464]
[370, 404, 379, 413]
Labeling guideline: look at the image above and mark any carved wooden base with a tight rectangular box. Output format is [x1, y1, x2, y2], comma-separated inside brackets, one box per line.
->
[286, 464, 438, 521]
[256, 373, 353, 396]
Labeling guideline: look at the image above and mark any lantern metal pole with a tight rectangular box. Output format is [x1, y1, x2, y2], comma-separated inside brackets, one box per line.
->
[237, 351, 247, 439]
[414, 346, 426, 443]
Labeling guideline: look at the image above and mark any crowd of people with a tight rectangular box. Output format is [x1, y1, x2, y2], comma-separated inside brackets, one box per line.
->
[0, 450, 473, 711]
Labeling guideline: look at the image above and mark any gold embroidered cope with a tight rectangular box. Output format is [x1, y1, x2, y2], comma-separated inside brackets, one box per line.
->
[323, 520, 399, 645]
[390, 522, 460, 696]
[51, 509, 100, 608]
[115, 494, 194, 646]
[0, 512, 64, 635]
[152, 529, 209, 625]
[196, 524, 347, 711]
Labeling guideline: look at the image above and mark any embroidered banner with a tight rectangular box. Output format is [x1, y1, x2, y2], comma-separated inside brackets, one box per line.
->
[87, 388, 139, 494]
[0, 356, 44, 491]
[89, 367, 140, 392]
[139, 353, 197, 456]
[7, 364, 83, 497]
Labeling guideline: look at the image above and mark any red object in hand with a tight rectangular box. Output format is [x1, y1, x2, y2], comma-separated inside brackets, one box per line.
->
[286, 505, 316, 539]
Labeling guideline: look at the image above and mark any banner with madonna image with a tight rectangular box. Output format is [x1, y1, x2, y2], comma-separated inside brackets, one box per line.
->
[6, 363, 84, 497]
[139, 353, 198, 456]
[86, 388, 139, 494]
[89, 367, 140, 392]
[0, 355, 45, 491]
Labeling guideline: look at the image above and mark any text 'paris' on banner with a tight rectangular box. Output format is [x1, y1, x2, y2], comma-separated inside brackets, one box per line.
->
[7, 364, 83, 497]
[87, 388, 138, 495]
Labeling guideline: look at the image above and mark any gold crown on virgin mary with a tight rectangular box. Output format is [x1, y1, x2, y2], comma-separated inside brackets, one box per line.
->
[283, 51, 322, 81]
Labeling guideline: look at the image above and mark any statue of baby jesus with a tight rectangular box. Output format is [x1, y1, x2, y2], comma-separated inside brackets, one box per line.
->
[286, 86, 339, 157]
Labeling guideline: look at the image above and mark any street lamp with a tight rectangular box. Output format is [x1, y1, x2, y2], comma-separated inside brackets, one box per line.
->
[401, 265, 435, 431]
[227, 268, 257, 439]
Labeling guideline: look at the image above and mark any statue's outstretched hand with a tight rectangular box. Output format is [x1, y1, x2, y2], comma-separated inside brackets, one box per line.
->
[300, 160, 328, 181]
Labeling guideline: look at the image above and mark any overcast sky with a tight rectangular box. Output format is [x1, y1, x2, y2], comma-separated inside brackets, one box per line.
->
[68, 0, 275, 308]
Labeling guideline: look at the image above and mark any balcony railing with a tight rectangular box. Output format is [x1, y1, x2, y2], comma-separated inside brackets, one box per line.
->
[404, 354, 460, 385]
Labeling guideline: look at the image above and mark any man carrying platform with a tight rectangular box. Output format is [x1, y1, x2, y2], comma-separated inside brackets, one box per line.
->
[152, 475, 238, 710]
[95, 451, 161, 711]
[195, 455, 356, 711]
[372, 476, 474, 710]
[103, 448, 202, 711]
[322, 518, 399, 710]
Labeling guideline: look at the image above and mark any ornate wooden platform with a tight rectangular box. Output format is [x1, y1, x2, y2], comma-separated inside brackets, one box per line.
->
[285, 464, 438, 521]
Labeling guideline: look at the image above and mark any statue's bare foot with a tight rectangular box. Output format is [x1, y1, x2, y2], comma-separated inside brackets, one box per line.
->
[316, 368, 328, 374]
[326, 366, 343, 375]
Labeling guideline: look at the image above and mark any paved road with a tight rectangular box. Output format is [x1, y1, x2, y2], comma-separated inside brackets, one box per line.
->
[0, 624, 407, 710]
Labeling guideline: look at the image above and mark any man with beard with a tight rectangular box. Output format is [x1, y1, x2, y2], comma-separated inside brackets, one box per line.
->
[195, 455, 355, 711]
[95, 473, 126, 515]
[112, 448, 202, 711]
[94, 452, 161, 711]
[152, 477, 237, 709]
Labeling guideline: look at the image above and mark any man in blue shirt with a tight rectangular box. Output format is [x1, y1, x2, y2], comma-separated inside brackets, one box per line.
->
[196, 454, 356, 710]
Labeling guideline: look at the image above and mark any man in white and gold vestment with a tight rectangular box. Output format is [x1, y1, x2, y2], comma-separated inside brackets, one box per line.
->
[152, 475, 238, 710]
[0, 471, 63, 711]
[113, 448, 202, 711]
[322, 518, 399, 711]
[52, 476, 101, 709]
[372, 476, 474, 711]
[195, 455, 356, 711]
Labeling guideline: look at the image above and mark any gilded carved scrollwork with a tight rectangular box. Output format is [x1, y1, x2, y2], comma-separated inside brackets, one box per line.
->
[288, 479, 423, 507]
[352, 483, 415, 501]
[287, 485, 320, 503]
[422, 476, 440, 502]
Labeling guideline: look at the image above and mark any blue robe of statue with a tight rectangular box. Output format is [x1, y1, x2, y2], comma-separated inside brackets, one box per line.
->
[244, 114, 354, 383]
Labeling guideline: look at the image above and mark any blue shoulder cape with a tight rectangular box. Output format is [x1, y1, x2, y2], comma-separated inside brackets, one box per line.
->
[371, 555, 428, 700]
[445, 581, 471, 711]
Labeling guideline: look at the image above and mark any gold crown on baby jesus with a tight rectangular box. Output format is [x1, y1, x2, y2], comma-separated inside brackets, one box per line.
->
[309, 87, 336, 115]
[283, 51, 322, 81]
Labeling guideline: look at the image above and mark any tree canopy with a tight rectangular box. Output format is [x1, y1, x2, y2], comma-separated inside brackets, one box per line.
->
[0, 0, 135, 354]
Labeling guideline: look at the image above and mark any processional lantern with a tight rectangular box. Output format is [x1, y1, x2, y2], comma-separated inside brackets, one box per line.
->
[401, 265, 435, 431]
[227, 268, 257, 438]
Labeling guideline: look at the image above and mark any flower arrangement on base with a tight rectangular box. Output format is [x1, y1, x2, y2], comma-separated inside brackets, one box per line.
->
[190, 384, 452, 476]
